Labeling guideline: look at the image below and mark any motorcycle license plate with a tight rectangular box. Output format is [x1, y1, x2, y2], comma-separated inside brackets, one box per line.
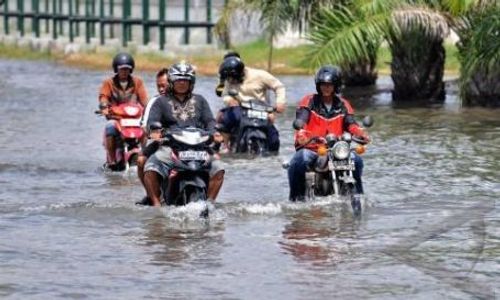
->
[179, 150, 208, 161]
[247, 110, 267, 120]
[120, 118, 141, 127]
[329, 160, 354, 171]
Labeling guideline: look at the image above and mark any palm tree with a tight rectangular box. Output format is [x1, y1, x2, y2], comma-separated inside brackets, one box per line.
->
[453, 2, 500, 106]
[307, 1, 450, 102]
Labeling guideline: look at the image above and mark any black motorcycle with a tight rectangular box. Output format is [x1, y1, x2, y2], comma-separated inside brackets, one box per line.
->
[230, 99, 276, 155]
[145, 125, 215, 216]
[291, 116, 373, 216]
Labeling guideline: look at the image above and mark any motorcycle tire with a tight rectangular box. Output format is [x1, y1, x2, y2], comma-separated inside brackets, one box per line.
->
[314, 172, 333, 196]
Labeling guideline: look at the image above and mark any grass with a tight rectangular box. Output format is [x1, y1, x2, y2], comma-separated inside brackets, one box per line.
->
[0, 39, 461, 76]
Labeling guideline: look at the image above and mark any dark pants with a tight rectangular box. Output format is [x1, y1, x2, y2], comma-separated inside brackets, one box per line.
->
[218, 106, 280, 152]
[287, 148, 364, 201]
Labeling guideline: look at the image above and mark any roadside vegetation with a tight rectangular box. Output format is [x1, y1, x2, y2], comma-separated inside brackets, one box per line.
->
[0, 39, 460, 76]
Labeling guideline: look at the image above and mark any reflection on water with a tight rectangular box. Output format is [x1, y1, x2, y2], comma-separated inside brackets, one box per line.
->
[280, 204, 367, 267]
[140, 215, 225, 267]
[0, 59, 499, 299]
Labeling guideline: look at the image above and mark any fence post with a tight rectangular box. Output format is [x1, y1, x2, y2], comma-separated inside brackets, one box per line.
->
[85, 0, 90, 43]
[159, 0, 166, 50]
[32, 0, 40, 37]
[184, 0, 190, 44]
[69, 0, 73, 42]
[75, 0, 80, 36]
[142, 0, 149, 45]
[3, 0, 9, 35]
[99, 0, 104, 45]
[109, 0, 114, 38]
[17, 0, 25, 36]
[45, 0, 49, 33]
[52, 0, 57, 39]
[206, 0, 212, 44]
[122, 0, 128, 47]
[91, 0, 96, 37]
[58, 0, 63, 34]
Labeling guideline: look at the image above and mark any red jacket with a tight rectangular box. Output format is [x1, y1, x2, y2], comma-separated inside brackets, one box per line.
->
[294, 94, 366, 151]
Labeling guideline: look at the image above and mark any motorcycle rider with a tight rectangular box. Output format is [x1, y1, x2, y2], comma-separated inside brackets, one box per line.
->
[98, 52, 149, 171]
[143, 61, 225, 207]
[288, 65, 370, 202]
[136, 68, 169, 203]
[216, 55, 286, 152]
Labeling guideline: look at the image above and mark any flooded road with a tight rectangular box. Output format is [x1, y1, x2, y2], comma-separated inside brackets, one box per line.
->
[0, 59, 499, 299]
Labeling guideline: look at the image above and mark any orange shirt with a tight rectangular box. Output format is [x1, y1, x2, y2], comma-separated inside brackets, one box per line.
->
[98, 75, 149, 107]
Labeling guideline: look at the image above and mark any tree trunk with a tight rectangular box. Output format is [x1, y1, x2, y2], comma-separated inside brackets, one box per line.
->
[462, 67, 500, 107]
[390, 31, 445, 102]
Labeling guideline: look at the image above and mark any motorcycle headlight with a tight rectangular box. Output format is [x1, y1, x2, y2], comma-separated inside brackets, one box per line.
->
[332, 141, 350, 160]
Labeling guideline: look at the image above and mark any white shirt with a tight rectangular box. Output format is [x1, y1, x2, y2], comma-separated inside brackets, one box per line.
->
[140, 94, 161, 130]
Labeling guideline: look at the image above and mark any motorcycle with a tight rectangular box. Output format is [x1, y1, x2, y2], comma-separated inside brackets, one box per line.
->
[230, 99, 276, 155]
[145, 125, 214, 215]
[96, 102, 144, 171]
[289, 116, 373, 216]
[219, 90, 277, 156]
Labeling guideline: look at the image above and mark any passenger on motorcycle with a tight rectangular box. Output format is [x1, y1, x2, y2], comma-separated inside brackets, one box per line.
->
[288, 65, 370, 202]
[216, 55, 286, 152]
[143, 62, 225, 207]
[98, 52, 149, 171]
[137, 68, 169, 201]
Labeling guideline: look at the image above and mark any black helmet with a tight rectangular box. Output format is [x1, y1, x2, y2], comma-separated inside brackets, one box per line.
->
[112, 52, 135, 73]
[168, 61, 196, 90]
[315, 65, 342, 93]
[219, 56, 245, 82]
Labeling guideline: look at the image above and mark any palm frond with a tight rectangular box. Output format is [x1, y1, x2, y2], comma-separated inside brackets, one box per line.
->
[392, 5, 450, 38]
[460, 4, 500, 82]
[306, 5, 387, 69]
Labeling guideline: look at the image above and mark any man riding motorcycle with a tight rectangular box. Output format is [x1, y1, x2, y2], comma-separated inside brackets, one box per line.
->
[288, 65, 370, 202]
[98, 52, 149, 171]
[143, 61, 225, 207]
[216, 55, 286, 152]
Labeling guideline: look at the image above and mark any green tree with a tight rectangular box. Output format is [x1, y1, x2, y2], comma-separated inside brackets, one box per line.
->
[453, 2, 500, 106]
[307, 1, 449, 102]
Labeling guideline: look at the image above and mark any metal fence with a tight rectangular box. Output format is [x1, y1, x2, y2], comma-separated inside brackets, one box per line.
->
[0, 0, 225, 49]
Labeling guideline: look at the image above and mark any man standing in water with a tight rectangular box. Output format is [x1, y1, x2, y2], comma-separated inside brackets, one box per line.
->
[142, 61, 225, 207]
[98, 52, 149, 171]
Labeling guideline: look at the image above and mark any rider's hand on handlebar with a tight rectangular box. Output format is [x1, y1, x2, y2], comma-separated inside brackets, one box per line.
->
[227, 98, 240, 107]
[213, 131, 224, 143]
[296, 129, 310, 145]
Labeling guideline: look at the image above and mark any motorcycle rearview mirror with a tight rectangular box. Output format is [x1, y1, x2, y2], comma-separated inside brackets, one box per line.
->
[293, 119, 305, 130]
[362, 115, 374, 128]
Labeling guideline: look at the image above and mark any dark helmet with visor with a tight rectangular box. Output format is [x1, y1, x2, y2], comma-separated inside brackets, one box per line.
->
[219, 56, 245, 82]
[315, 65, 342, 93]
[112, 52, 135, 73]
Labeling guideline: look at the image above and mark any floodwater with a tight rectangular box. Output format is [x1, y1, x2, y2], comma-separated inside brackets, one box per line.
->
[0, 59, 499, 299]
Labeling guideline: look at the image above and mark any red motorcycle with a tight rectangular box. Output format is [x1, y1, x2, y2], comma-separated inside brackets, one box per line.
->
[96, 103, 144, 171]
